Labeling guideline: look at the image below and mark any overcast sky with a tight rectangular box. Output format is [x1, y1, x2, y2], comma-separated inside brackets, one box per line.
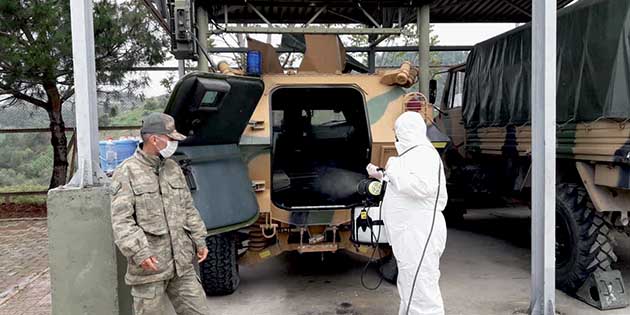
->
[433, 23, 517, 45]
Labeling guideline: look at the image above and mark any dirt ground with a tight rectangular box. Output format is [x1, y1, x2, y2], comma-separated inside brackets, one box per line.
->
[0, 203, 46, 219]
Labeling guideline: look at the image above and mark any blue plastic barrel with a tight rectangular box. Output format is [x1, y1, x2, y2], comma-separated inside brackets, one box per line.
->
[246, 50, 262, 75]
[115, 139, 138, 161]
[98, 139, 139, 173]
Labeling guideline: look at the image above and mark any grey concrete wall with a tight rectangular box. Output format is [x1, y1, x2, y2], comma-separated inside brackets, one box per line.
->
[47, 185, 131, 315]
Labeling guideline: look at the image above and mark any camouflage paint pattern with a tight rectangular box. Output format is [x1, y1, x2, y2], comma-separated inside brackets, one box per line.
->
[463, 121, 630, 164]
[438, 65, 630, 217]
[438, 65, 630, 199]
[236, 73, 425, 260]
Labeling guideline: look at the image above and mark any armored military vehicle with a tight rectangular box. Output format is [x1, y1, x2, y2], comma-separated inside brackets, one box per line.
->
[163, 35, 448, 295]
[435, 0, 630, 294]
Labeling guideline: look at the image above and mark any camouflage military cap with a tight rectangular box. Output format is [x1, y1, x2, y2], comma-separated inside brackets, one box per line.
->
[141, 113, 186, 141]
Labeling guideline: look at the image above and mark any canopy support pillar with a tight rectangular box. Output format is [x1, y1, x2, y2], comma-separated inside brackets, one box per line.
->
[67, 0, 104, 187]
[178, 60, 186, 78]
[417, 5, 430, 96]
[530, 0, 557, 314]
[196, 5, 209, 72]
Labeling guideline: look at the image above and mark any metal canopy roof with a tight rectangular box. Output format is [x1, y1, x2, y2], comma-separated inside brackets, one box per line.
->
[200, 0, 574, 24]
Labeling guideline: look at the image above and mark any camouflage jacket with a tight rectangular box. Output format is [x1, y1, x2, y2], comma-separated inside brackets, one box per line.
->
[110, 148, 207, 285]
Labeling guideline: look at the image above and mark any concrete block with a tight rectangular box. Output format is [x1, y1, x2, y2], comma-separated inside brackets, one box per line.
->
[47, 185, 132, 315]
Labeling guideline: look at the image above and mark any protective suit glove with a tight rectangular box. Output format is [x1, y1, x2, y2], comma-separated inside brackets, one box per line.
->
[366, 163, 384, 181]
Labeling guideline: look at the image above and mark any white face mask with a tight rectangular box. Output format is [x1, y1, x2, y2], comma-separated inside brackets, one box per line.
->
[156, 137, 178, 158]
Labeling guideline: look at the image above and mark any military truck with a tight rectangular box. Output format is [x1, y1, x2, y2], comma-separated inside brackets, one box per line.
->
[163, 35, 448, 295]
[435, 0, 630, 293]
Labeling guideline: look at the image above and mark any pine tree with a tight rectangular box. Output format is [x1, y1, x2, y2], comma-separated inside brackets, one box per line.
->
[0, 0, 168, 188]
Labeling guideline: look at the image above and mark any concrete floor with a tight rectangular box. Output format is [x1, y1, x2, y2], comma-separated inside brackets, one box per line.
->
[203, 209, 630, 315]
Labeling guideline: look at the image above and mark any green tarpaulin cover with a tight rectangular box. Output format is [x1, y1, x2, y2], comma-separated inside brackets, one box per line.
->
[463, 0, 630, 128]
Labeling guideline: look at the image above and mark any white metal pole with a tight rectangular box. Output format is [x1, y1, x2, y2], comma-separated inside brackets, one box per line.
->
[178, 60, 186, 78]
[417, 5, 430, 97]
[196, 6, 209, 72]
[68, 0, 102, 187]
[530, 0, 556, 314]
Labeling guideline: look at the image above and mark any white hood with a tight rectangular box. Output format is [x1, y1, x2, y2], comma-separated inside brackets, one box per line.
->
[394, 111, 432, 155]
[383, 111, 449, 315]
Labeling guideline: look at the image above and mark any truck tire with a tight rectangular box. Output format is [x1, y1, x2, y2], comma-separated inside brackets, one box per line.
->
[555, 183, 617, 293]
[378, 254, 398, 284]
[199, 233, 240, 296]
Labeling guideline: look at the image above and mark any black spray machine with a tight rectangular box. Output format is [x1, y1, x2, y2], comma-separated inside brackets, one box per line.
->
[352, 178, 388, 245]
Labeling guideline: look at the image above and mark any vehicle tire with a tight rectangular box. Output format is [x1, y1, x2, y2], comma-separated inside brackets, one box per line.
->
[199, 233, 240, 296]
[378, 254, 398, 284]
[555, 183, 617, 293]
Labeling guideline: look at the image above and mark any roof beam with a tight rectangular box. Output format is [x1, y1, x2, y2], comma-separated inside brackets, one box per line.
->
[196, 0, 574, 24]
[431, 0, 486, 12]
[247, 3, 272, 25]
[305, 6, 328, 26]
[500, 0, 531, 17]
[206, 45, 473, 53]
[369, 9, 415, 48]
[199, 1, 415, 8]
[141, 0, 170, 32]
[358, 3, 381, 27]
[326, 9, 364, 24]
[219, 26, 402, 35]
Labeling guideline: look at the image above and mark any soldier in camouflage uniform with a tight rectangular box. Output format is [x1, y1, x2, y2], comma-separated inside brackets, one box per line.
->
[110, 113, 210, 315]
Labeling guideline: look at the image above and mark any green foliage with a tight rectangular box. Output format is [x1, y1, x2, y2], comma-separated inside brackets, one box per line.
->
[0, 0, 169, 102]
[6, 97, 164, 179]
[109, 107, 147, 126]
[108, 95, 167, 127]
[0, 184, 48, 204]
[0, 0, 169, 187]
[143, 98, 163, 111]
[110, 106, 119, 117]
[0, 132, 57, 188]
[160, 74, 176, 95]
[0, 169, 29, 187]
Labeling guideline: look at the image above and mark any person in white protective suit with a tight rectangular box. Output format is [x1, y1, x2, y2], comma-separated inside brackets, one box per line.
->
[367, 111, 448, 315]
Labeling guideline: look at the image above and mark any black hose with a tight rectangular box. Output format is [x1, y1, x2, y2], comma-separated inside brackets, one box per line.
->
[404, 160, 442, 315]
[360, 176, 386, 291]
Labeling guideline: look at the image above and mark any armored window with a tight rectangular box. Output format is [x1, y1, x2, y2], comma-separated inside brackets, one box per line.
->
[200, 91, 219, 108]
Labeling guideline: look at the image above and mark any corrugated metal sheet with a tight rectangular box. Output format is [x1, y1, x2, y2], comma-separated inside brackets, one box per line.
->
[200, 0, 575, 24]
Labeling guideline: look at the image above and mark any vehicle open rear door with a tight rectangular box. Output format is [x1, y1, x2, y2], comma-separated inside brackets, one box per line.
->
[164, 72, 264, 233]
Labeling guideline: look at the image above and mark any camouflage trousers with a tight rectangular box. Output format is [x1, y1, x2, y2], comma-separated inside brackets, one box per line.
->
[131, 270, 209, 315]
